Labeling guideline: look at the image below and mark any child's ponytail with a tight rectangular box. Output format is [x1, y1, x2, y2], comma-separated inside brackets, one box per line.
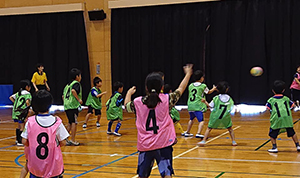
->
[144, 73, 163, 109]
[18, 80, 31, 96]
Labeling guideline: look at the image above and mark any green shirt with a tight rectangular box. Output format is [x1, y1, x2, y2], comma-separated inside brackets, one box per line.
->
[63, 80, 82, 110]
[106, 92, 123, 120]
[187, 82, 208, 112]
[208, 94, 234, 129]
[267, 96, 293, 129]
[12, 90, 31, 120]
[170, 107, 180, 122]
[85, 87, 102, 109]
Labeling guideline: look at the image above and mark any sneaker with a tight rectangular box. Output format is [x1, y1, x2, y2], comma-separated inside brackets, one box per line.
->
[198, 140, 206, 146]
[232, 141, 237, 146]
[66, 139, 72, 146]
[96, 122, 100, 127]
[82, 123, 87, 128]
[113, 132, 122, 136]
[16, 142, 24, 146]
[268, 148, 278, 153]
[195, 134, 204, 138]
[297, 146, 300, 152]
[107, 131, 113, 135]
[69, 140, 80, 146]
[184, 133, 194, 137]
[181, 131, 187, 136]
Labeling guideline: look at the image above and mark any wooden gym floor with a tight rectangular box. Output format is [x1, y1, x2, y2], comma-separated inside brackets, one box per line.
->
[1, 107, 300, 178]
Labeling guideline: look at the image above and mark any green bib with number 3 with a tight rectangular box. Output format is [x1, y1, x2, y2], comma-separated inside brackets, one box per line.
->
[187, 83, 207, 112]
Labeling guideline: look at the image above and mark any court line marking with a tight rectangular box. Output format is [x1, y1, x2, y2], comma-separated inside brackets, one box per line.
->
[215, 172, 225, 178]
[14, 154, 24, 167]
[72, 151, 138, 178]
[131, 126, 241, 178]
[0, 136, 15, 142]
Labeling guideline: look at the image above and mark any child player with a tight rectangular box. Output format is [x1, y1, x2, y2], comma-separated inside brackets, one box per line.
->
[163, 84, 185, 136]
[9, 80, 32, 146]
[106, 81, 124, 136]
[198, 81, 237, 146]
[83, 77, 107, 128]
[266, 80, 300, 153]
[184, 70, 216, 138]
[21, 90, 69, 177]
[125, 64, 193, 178]
[63, 68, 82, 146]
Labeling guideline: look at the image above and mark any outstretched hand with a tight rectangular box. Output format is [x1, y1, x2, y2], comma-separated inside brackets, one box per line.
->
[183, 64, 193, 75]
[128, 86, 136, 95]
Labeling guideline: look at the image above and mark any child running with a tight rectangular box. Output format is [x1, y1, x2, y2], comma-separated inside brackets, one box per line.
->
[21, 90, 69, 177]
[83, 77, 106, 128]
[266, 80, 300, 153]
[163, 84, 185, 136]
[9, 80, 32, 146]
[198, 81, 237, 146]
[185, 70, 216, 138]
[106, 81, 124, 136]
[125, 64, 193, 178]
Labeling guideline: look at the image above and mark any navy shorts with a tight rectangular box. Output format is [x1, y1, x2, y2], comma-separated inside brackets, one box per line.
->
[188, 111, 204, 122]
[87, 105, 101, 115]
[137, 146, 174, 177]
[269, 127, 295, 139]
[30, 171, 63, 178]
[65, 109, 78, 124]
[13, 119, 24, 124]
[291, 89, 300, 102]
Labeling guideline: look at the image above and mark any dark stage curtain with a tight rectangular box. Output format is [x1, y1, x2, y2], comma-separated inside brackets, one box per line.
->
[111, 0, 300, 105]
[0, 11, 90, 104]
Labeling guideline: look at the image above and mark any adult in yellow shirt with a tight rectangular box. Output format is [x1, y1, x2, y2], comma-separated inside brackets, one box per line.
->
[31, 64, 50, 92]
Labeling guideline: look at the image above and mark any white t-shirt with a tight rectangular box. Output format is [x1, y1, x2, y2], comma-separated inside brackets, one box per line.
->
[21, 114, 69, 141]
[209, 94, 231, 108]
[11, 90, 31, 100]
[193, 82, 209, 94]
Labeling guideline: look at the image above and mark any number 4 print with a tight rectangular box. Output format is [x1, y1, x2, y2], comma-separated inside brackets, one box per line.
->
[146, 110, 159, 134]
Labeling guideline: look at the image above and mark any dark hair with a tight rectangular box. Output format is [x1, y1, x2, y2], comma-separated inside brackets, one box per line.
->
[157, 71, 164, 79]
[144, 73, 163, 108]
[36, 63, 44, 74]
[194, 70, 204, 81]
[93, 77, 102, 86]
[18, 80, 31, 96]
[163, 84, 172, 94]
[273, 80, 286, 94]
[31, 90, 53, 113]
[217, 81, 229, 94]
[69, 68, 81, 80]
[113, 81, 124, 92]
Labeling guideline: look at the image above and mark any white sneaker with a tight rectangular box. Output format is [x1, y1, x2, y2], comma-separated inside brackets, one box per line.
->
[82, 123, 87, 128]
[96, 122, 100, 127]
[268, 148, 278, 153]
[297, 146, 300, 152]
[17, 142, 24, 146]
[107, 131, 113, 135]
[195, 134, 204, 138]
[184, 133, 194, 137]
[198, 140, 206, 146]
[113, 132, 122, 136]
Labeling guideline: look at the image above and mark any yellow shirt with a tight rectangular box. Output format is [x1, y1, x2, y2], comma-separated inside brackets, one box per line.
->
[31, 72, 47, 85]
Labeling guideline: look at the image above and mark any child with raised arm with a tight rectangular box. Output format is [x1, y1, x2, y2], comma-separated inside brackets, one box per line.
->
[198, 81, 237, 146]
[125, 64, 193, 178]
[106, 81, 124, 136]
[21, 90, 69, 178]
[266, 80, 300, 153]
[9, 80, 32, 146]
[184, 70, 216, 138]
[83, 77, 106, 128]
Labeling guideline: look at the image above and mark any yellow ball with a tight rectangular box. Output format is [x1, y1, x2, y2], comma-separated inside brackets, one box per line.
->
[250, 67, 263, 76]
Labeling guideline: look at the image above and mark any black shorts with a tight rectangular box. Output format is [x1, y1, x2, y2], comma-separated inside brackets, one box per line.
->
[291, 89, 300, 101]
[36, 85, 46, 91]
[65, 109, 79, 124]
[269, 127, 295, 139]
[87, 105, 101, 115]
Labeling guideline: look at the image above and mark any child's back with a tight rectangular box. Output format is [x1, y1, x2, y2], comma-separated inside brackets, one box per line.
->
[187, 82, 208, 112]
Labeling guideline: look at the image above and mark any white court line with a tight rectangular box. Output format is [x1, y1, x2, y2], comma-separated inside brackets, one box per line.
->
[0, 136, 15, 142]
[131, 126, 241, 178]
